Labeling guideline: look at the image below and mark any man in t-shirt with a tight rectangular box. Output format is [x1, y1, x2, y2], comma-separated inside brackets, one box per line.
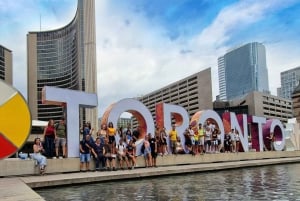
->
[79, 134, 93, 171]
[132, 126, 140, 143]
[55, 117, 67, 158]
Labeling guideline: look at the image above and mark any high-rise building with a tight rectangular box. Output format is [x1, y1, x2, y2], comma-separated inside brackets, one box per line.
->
[138, 68, 213, 123]
[0, 45, 12, 84]
[279, 66, 300, 99]
[27, 0, 97, 128]
[292, 82, 300, 122]
[218, 42, 269, 101]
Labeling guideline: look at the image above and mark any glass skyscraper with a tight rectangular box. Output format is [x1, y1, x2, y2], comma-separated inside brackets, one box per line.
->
[279, 66, 300, 99]
[218, 42, 269, 101]
[27, 0, 97, 128]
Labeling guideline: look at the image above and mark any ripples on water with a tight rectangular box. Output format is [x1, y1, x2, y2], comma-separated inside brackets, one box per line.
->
[36, 163, 300, 201]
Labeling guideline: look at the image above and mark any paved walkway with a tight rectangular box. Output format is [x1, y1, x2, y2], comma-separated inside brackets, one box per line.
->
[1, 157, 300, 200]
[0, 178, 44, 201]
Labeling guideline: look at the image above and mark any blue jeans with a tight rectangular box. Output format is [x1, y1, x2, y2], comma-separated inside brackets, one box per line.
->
[45, 136, 55, 157]
[32, 153, 47, 168]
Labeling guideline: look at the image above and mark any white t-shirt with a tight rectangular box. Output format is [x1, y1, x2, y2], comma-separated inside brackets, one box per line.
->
[117, 143, 126, 154]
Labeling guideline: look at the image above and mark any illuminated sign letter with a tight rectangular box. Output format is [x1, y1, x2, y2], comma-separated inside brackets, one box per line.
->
[42, 86, 98, 157]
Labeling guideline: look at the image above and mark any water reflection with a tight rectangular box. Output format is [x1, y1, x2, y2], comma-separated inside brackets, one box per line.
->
[37, 163, 300, 200]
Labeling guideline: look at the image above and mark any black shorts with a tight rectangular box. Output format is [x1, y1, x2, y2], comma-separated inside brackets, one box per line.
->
[151, 152, 157, 158]
[108, 136, 115, 144]
[205, 140, 211, 146]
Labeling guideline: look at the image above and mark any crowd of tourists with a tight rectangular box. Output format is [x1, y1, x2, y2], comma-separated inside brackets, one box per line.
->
[32, 118, 276, 175]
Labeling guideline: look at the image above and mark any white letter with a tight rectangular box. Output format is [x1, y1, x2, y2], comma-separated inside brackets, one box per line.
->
[270, 119, 285, 151]
[156, 103, 189, 153]
[42, 86, 98, 157]
[230, 113, 249, 152]
[102, 98, 154, 156]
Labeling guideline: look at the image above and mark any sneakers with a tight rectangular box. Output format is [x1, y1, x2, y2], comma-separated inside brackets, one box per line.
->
[40, 166, 45, 175]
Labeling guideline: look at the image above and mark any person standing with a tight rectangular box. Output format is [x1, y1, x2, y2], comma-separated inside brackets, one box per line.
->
[143, 135, 152, 168]
[43, 119, 57, 158]
[235, 129, 240, 153]
[107, 122, 117, 155]
[188, 125, 195, 155]
[97, 124, 108, 144]
[132, 126, 141, 143]
[266, 132, 275, 151]
[230, 129, 236, 152]
[154, 126, 162, 155]
[148, 133, 158, 167]
[125, 124, 132, 144]
[55, 117, 67, 158]
[79, 134, 92, 172]
[169, 125, 178, 154]
[198, 123, 205, 155]
[160, 127, 168, 155]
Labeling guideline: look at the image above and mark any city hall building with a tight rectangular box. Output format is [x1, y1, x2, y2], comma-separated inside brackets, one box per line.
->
[27, 0, 97, 128]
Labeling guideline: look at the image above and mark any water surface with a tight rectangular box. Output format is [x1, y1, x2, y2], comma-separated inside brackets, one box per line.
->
[36, 163, 300, 200]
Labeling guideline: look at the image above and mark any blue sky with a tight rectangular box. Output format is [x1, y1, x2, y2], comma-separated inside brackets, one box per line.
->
[1, 0, 300, 117]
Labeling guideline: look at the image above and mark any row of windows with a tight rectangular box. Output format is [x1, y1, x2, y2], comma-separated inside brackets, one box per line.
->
[262, 97, 292, 105]
[37, 17, 77, 41]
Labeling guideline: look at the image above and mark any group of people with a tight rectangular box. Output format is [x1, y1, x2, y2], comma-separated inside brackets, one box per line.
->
[79, 122, 137, 172]
[32, 117, 67, 175]
[32, 118, 276, 175]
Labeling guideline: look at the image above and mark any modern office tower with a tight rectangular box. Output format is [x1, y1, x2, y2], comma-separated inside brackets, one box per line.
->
[279, 66, 300, 99]
[138, 68, 213, 122]
[0, 45, 12, 84]
[27, 0, 97, 128]
[218, 42, 270, 101]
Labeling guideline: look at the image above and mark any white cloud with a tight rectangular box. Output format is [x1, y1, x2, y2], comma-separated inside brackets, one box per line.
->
[2, 0, 300, 119]
[95, 0, 300, 116]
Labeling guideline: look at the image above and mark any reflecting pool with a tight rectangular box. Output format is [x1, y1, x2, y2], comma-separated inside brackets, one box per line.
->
[36, 163, 300, 200]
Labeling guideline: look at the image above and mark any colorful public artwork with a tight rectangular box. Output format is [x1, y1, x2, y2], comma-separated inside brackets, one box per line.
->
[0, 80, 31, 159]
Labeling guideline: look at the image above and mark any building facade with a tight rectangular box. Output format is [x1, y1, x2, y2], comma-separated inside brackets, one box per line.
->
[218, 42, 270, 101]
[138, 68, 213, 123]
[27, 0, 97, 128]
[279, 66, 300, 99]
[214, 91, 293, 123]
[0, 45, 12, 84]
[292, 83, 300, 123]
